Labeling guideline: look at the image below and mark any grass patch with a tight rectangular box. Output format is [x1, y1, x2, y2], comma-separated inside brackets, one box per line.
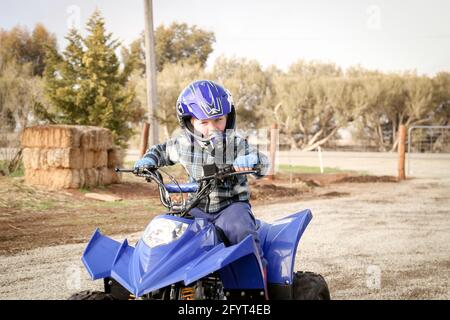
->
[124, 160, 135, 169]
[89, 199, 143, 209]
[278, 164, 348, 174]
[28, 199, 58, 211]
[12, 197, 59, 211]
[79, 186, 91, 193]
[0, 160, 24, 177]
[10, 164, 24, 177]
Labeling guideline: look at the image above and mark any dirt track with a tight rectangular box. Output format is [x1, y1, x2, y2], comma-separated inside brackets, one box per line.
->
[290, 176, 450, 299]
[0, 176, 449, 299]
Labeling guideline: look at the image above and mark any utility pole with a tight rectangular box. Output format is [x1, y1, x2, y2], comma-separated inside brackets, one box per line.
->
[143, 0, 159, 151]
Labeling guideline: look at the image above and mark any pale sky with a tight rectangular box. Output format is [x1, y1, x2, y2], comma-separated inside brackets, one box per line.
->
[1, 0, 449, 75]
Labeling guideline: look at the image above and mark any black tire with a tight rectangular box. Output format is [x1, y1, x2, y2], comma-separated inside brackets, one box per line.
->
[68, 290, 116, 300]
[293, 271, 331, 300]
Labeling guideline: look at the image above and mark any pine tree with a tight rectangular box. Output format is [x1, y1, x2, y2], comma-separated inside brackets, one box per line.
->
[42, 10, 140, 147]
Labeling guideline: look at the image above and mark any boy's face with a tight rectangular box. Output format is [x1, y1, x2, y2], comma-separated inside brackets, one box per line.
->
[190, 115, 227, 138]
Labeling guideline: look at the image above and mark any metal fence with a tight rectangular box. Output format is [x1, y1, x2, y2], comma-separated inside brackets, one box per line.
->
[407, 126, 450, 176]
[407, 126, 450, 153]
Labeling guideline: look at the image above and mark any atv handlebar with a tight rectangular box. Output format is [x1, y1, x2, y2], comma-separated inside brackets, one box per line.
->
[115, 164, 260, 217]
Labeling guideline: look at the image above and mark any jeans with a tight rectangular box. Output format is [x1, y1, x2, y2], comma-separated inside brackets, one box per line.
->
[190, 201, 267, 268]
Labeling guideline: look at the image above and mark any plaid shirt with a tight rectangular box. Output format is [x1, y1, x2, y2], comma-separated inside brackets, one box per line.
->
[143, 131, 270, 213]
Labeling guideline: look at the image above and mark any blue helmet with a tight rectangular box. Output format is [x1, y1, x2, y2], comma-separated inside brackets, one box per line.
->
[176, 80, 236, 141]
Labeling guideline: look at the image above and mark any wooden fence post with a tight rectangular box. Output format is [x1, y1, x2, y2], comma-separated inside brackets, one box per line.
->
[398, 124, 406, 180]
[268, 123, 278, 180]
[140, 122, 150, 158]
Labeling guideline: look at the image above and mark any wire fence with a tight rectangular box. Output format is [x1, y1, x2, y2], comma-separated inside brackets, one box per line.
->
[407, 126, 450, 176]
[408, 126, 450, 154]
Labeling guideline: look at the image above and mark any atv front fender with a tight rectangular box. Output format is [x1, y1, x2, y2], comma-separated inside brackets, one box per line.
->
[82, 228, 265, 297]
[259, 209, 313, 285]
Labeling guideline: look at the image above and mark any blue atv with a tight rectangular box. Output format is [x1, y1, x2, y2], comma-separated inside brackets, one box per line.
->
[69, 164, 330, 300]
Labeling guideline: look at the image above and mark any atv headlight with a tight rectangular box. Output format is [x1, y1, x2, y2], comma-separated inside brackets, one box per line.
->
[142, 218, 189, 248]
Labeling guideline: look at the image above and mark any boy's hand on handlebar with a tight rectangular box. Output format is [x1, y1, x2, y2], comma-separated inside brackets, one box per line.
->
[133, 157, 157, 173]
[233, 154, 259, 172]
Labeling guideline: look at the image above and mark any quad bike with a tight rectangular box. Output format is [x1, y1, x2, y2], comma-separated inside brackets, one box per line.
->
[69, 164, 330, 300]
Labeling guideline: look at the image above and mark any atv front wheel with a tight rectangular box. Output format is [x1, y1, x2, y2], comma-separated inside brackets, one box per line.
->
[293, 271, 331, 300]
[68, 290, 116, 300]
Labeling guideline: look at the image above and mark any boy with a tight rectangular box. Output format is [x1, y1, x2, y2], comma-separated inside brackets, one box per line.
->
[134, 80, 270, 270]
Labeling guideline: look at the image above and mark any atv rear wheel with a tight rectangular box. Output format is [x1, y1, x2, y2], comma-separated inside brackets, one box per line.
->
[68, 290, 116, 300]
[293, 271, 331, 300]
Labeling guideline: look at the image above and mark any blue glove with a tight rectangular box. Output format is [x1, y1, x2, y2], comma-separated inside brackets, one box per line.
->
[233, 154, 259, 170]
[134, 157, 157, 171]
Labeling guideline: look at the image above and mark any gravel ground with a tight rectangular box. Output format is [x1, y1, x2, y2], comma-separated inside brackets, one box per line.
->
[1, 176, 449, 300]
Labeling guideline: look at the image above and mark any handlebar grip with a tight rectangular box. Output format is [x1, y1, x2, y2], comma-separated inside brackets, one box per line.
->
[115, 166, 157, 174]
[220, 164, 235, 174]
[115, 168, 134, 173]
[165, 183, 198, 193]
